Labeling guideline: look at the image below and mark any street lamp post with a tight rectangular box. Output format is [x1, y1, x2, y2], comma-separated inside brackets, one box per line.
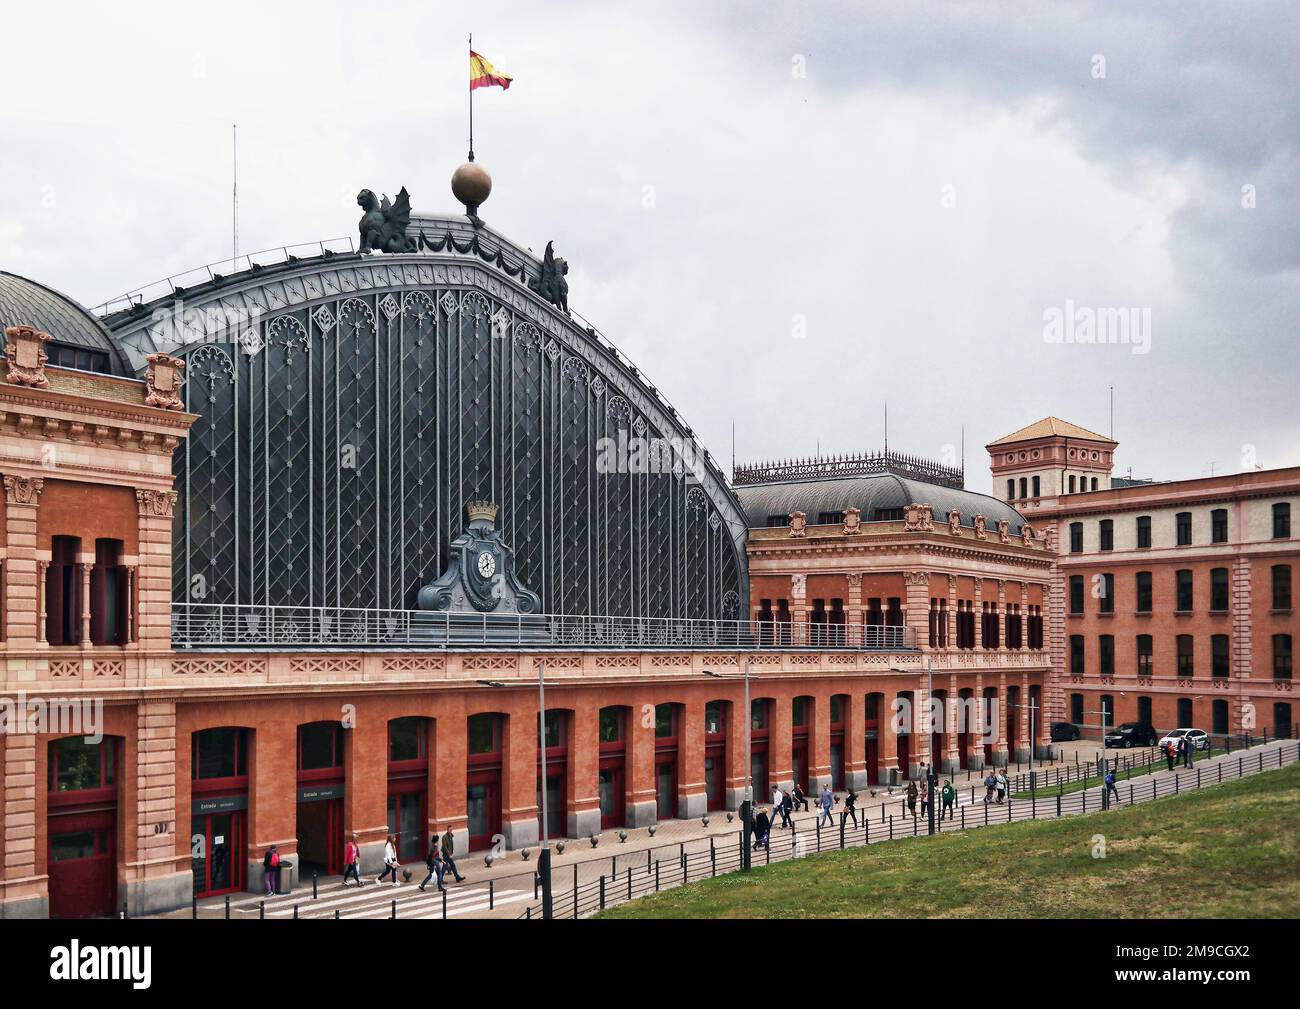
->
[1008, 698, 1041, 800]
[891, 658, 936, 836]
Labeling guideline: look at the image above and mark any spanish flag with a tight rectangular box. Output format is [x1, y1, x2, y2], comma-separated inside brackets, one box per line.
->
[470, 50, 513, 90]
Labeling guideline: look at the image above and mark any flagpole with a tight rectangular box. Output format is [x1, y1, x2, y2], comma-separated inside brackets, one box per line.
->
[468, 33, 475, 162]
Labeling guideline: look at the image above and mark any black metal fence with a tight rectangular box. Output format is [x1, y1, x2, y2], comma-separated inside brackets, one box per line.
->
[514, 738, 1300, 920]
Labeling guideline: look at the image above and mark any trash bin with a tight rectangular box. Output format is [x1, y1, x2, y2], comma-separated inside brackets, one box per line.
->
[275, 860, 294, 896]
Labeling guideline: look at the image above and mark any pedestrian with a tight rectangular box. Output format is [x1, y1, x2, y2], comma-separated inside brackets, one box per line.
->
[983, 771, 996, 803]
[843, 788, 858, 828]
[772, 786, 784, 826]
[941, 780, 956, 820]
[819, 784, 835, 827]
[342, 834, 363, 888]
[262, 844, 280, 897]
[1163, 739, 1176, 771]
[376, 834, 400, 886]
[753, 808, 771, 850]
[792, 782, 810, 813]
[1103, 768, 1120, 806]
[995, 769, 1008, 804]
[420, 835, 446, 893]
[919, 779, 930, 818]
[906, 779, 918, 818]
[1180, 735, 1193, 769]
[440, 828, 466, 883]
[780, 789, 793, 829]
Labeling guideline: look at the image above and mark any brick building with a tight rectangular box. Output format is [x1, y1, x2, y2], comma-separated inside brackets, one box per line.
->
[0, 207, 1055, 919]
[990, 418, 1298, 741]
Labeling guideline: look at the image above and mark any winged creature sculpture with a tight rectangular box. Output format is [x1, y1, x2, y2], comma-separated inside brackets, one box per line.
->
[529, 241, 570, 315]
[357, 187, 414, 253]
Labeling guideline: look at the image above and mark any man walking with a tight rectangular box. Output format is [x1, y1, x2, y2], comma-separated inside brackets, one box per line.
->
[780, 789, 793, 829]
[342, 835, 363, 888]
[420, 835, 446, 893]
[941, 780, 956, 821]
[772, 786, 785, 827]
[440, 827, 466, 883]
[819, 784, 835, 827]
[1103, 768, 1121, 806]
[1180, 734, 1193, 769]
[843, 787, 858, 828]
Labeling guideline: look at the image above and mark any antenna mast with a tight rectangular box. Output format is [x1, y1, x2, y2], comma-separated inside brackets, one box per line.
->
[232, 124, 239, 272]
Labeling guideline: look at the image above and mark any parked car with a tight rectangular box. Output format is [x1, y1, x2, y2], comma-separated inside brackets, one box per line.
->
[1159, 727, 1211, 752]
[1104, 721, 1159, 748]
[1050, 721, 1081, 741]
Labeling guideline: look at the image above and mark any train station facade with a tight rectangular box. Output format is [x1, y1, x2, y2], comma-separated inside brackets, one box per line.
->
[0, 197, 1114, 919]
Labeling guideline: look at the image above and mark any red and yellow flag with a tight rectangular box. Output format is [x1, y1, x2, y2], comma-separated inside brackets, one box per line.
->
[470, 50, 512, 90]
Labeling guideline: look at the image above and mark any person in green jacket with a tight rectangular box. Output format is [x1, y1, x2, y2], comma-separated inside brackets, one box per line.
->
[941, 781, 956, 820]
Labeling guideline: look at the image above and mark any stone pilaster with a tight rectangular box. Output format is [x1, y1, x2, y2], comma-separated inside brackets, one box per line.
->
[944, 673, 961, 772]
[2, 475, 43, 650]
[135, 489, 178, 649]
[124, 701, 190, 914]
[0, 732, 45, 918]
[568, 698, 602, 838]
[810, 693, 832, 791]
[846, 691, 867, 791]
[677, 701, 707, 819]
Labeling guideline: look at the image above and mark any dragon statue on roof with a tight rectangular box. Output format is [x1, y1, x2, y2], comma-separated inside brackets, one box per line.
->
[356, 187, 415, 253]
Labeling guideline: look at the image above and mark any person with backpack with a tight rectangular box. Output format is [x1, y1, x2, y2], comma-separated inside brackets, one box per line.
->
[941, 780, 956, 820]
[843, 788, 858, 828]
[420, 835, 446, 893]
[342, 835, 363, 888]
[376, 835, 400, 886]
[440, 828, 466, 883]
[1103, 768, 1121, 806]
[262, 845, 280, 896]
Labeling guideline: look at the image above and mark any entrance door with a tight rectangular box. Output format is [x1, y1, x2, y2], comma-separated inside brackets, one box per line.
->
[537, 766, 565, 840]
[297, 796, 344, 875]
[388, 790, 426, 863]
[792, 743, 808, 791]
[1275, 703, 1293, 739]
[829, 742, 844, 790]
[192, 809, 246, 898]
[598, 761, 625, 829]
[750, 750, 768, 801]
[48, 810, 115, 918]
[466, 774, 501, 851]
[704, 747, 726, 811]
[655, 759, 677, 819]
[865, 732, 879, 784]
[897, 733, 910, 776]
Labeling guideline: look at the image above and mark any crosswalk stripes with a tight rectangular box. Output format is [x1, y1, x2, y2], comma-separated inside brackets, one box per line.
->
[279, 886, 528, 919]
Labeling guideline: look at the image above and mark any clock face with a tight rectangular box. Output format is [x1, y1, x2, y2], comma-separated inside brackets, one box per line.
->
[475, 550, 496, 579]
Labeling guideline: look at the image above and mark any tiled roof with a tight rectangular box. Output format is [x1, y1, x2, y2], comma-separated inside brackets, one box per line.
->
[0, 271, 129, 373]
[987, 416, 1115, 447]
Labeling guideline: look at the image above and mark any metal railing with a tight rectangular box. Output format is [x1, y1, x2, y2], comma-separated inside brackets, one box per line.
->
[171, 603, 918, 652]
[516, 737, 1300, 919]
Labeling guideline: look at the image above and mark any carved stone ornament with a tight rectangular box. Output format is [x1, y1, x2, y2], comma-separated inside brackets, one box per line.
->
[135, 488, 178, 517]
[846, 572, 863, 591]
[997, 518, 1010, 544]
[4, 325, 51, 388]
[973, 514, 987, 540]
[788, 511, 807, 538]
[1043, 524, 1058, 551]
[947, 509, 963, 536]
[904, 570, 930, 587]
[790, 573, 807, 600]
[3, 474, 44, 505]
[1021, 523, 1036, 547]
[904, 502, 934, 532]
[842, 506, 862, 535]
[145, 352, 186, 410]
[416, 502, 542, 614]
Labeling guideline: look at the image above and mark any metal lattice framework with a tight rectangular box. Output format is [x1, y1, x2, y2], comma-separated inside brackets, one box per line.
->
[105, 222, 748, 623]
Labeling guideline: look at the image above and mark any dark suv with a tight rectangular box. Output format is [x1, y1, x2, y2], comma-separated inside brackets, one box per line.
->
[1050, 721, 1081, 741]
[1104, 722, 1158, 748]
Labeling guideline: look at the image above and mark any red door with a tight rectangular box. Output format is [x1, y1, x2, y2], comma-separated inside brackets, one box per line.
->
[192, 808, 246, 899]
[48, 808, 116, 919]
[865, 733, 879, 785]
[599, 759, 625, 829]
[897, 733, 910, 776]
[957, 730, 969, 769]
[705, 745, 726, 811]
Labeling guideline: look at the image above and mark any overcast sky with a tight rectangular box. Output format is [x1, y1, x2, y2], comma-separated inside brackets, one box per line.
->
[2, 0, 1296, 492]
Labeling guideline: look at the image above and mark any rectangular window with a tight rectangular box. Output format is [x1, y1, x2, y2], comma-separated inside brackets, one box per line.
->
[1006, 479, 1015, 500]
[1275, 635, 1292, 680]
[1176, 569, 1193, 612]
[1069, 523, 1083, 553]
[1069, 475, 1077, 494]
[599, 707, 624, 743]
[1176, 511, 1192, 546]
[1069, 576, 1084, 615]
[1177, 635, 1194, 677]
[1274, 502, 1292, 539]
[1210, 567, 1229, 611]
[1099, 635, 1114, 676]
[1273, 565, 1292, 610]
[1032, 475, 1041, 497]
[1137, 635, 1153, 677]
[1211, 635, 1229, 678]
[1136, 515, 1151, 549]
[1019, 477, 1027, 499]
[1136, 571, 1152, 613]
[1211, 508, 1228, 544]
[1099, 573, 1114, 614]
[1070, 635, 1084, 676]
[388, 717, 425, 763]
[1099, 519, 1113, 552]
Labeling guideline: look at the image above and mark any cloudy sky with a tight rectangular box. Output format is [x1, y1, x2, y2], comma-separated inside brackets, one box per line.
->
[2, 0, 1296, 492]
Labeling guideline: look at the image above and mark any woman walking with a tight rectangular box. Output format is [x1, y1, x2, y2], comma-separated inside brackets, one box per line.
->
[376, 835, 400, 886]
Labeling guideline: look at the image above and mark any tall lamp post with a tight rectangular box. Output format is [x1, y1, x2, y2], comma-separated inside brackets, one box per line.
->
[705, 658, 752, 868]
[1077, 704, 1113, 810]
[1007, 697, 1041, 799]
[891, 658, 936, 837]
[479, 665, 553, 916]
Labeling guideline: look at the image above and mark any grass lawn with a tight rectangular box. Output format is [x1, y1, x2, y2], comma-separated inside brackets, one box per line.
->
[597, 761, 1300, 919]
[1010, 749, 1229, 799]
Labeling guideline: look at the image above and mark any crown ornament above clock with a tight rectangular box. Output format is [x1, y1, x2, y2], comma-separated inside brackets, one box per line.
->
[416, 501, 541, 614]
